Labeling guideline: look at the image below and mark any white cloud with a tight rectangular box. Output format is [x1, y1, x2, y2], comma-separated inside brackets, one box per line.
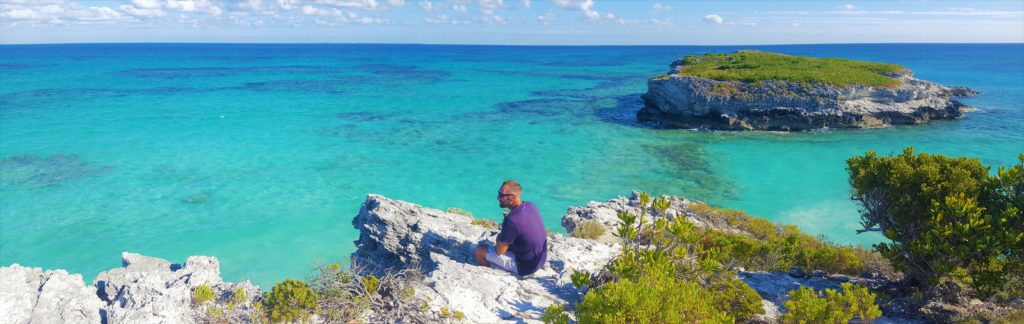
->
[165, 0, 223, 16]
[522, 0, 530, 8]
[424, 14, 447, 24]
[388, 0, 405, 7]
[419, 1, 437, 12]
[0, 8, 43, 20]
[553, 0, 599, 20]
[478, 0, 504, 16]
[133, 0, 162, 9]
[841, 4, 856, 11]
[791, 22, 801, 27]
[452, 4, 467, 13]
[276, 0, 300, 10]
[238, 0, 264, 10]
[316, 0, 381, 10]
[302, 5, 344, 17]
[727, 21, 756, 27]
[119, 4, 166, 17]
[703, 14, 723, 25]
[652, 3, 671, 12]
[604, 12, 613, 19]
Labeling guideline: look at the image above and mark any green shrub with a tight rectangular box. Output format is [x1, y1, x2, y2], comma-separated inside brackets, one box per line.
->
[192, 284, 215, 304]
[471, 218, 499, 230]
[848, 149, 1024, 294]
[263, 279, 318, 323]
[446, 207, 473, 218]
[782, 282, 882, 324]
[577, 270, 733, 323]
[570, 220, 607, 240]
[571, 270, 592, 289]
[362, 274, 380, 295]
[674, 50, 905, 87]
[710, 276, 765, 322]
[541, 304, 570, 324]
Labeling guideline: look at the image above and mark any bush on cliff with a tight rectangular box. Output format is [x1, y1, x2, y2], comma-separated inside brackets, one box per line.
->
[576, 269, 732, 323]
[570, 220, 606, 240]
[688, 202, 874, 276]
[263, 279, 318, 323]
[782, 282, 882, 324]
[847, 148, 1024, 296]
[308, 261, 429, 323]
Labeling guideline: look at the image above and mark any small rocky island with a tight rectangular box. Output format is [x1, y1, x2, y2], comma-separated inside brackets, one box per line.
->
[638, 51, 978, 131]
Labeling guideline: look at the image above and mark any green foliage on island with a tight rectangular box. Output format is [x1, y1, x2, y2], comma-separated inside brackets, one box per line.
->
[541, 304, 570, 324]
[471, 218, 499, 230]
[848, 148, 1024, 297]
[570, 220, 607, 240]
[673, 50, 906, 88]
[782, 283, 882, 324]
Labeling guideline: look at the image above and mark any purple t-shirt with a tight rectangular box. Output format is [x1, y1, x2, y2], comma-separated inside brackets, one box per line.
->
[496, 201, 548, 276]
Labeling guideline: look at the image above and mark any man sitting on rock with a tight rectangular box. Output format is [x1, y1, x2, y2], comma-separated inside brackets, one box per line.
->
[474, 180, 548, 277]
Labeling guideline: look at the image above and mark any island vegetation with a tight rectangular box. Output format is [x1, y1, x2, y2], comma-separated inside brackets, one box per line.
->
[664, 50, 906, 88]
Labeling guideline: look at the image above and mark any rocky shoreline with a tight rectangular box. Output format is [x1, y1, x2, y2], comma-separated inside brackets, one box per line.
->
[3, 193, 1016, 323]
[638, 57, 978, 131]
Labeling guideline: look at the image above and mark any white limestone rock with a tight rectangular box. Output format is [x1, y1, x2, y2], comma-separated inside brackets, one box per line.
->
[351, 194, 619, 323]
[0, 264, 103, 324]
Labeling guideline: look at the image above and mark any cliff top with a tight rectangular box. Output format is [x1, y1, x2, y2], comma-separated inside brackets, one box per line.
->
[662, 50, 907, 88]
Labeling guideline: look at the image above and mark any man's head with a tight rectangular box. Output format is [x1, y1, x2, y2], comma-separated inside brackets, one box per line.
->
[497, 179, 523, 210]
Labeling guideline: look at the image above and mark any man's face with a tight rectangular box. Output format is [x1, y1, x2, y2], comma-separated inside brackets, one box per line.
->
[497, 184, 515, 209]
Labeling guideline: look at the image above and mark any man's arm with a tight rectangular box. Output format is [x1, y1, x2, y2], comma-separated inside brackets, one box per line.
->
[495, 242, 510, 256]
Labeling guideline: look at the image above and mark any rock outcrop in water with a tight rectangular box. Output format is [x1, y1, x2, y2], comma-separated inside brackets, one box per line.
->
[638, 57, 978, 131]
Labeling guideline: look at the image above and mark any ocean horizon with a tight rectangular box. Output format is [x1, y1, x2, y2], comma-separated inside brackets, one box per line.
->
[2, 42, 1022, 288]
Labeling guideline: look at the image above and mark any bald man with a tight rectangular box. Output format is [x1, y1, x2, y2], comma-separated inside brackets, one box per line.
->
[474, 180, 549, 276]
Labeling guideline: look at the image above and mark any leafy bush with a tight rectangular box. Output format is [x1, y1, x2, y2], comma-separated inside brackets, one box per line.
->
[192, 284, 215, 304]
[263, 279, 318, 323]
[570, 220, 607, 240]
[577, 270, 732, 323]
[541, 304, 570, 324]
[847, 149, 1024, 294]
[470, 218, 499, 230]
[308, 261, 428, 323]
[571, 270, 592, 289]
[710, 276, 765, 322]
[782, 283, 882, 324]
[446, 207, 473, 218]
[675, 50, 905, 87]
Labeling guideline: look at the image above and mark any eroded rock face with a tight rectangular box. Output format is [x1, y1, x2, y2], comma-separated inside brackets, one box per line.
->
[351, 194, 620, 323]
[638, 61, 977, 131]
[0, 264, 103, 323]
[0, 253, 259, 324]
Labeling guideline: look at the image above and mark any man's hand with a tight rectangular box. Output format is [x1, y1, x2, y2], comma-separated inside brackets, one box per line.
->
[495, 242, 510, 256]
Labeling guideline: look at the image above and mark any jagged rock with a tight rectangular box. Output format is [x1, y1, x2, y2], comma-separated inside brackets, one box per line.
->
[0, 264, 103, 323]
[811, 270, 826, 277]
[638, 56, 978, 131]
[351, 194, 619, 323]
[94, 252, 258, 324]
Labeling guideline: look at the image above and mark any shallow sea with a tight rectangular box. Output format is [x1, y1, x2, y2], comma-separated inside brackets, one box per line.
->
[1, 43, 1021, 287]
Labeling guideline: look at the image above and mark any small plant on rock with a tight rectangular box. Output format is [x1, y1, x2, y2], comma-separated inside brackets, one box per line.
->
[570, 220, 607, 240]
[471, 218, 499, 230]
[446, 207, 474, 218]
[541, 304, 570, 324]
[192, 284, 215, 304]
[263, 279, 318, 324]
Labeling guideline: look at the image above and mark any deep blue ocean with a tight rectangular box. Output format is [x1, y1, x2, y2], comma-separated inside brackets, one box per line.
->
[1, 43, 1021, 288]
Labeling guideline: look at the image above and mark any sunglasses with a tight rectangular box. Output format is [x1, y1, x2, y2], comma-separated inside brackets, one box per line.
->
[497, 192, 515, 199]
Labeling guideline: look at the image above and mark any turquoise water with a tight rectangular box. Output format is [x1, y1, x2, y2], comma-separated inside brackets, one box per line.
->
[1, 44, 1021, 288]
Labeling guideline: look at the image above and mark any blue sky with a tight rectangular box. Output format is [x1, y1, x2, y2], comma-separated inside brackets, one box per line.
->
[1, 0, 1022, 45]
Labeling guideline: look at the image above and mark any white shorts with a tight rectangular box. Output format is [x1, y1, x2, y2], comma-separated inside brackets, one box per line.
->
[485, 246, 518, 275]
